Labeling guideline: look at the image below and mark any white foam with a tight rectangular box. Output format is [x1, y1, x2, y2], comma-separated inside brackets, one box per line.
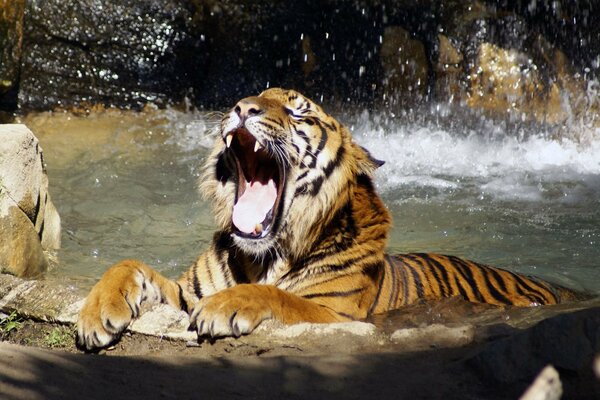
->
[353, 118, 600, 200]
[163, 109, 220, 151]
[165, 107, 600, 201]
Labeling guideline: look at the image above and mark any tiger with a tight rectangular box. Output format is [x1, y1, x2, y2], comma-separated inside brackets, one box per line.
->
[76, 88, 580, 351]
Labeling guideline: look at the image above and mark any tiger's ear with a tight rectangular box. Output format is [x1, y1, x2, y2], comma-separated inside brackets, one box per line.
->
[355, 144, 385, 175]
[362, 146, 385, 168]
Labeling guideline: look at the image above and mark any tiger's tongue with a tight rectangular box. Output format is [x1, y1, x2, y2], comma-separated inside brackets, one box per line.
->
[232, 179, 277, 234]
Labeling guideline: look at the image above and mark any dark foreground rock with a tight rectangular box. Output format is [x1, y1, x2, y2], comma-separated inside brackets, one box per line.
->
[470, 306, 600, 397]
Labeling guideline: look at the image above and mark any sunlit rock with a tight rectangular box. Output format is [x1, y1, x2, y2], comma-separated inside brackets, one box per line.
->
[391, 323, 475, 350]
[519, 365, 562, 400]
[465, 37, 594, 129]
[128, 303, 195, 341]
[0, 124, 60, 277]
[467, 42, 570, 125]
[0, 274, 80, 321]
[264, 321, 376, 338]
[0, 206, 48, 277]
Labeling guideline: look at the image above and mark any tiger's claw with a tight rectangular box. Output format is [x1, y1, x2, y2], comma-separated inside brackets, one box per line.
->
[189, 285, 272, 339]
[76, 260, 147, 351]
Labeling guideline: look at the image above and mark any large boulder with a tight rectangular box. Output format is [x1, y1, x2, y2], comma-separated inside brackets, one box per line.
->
[0, 124, 60, 277]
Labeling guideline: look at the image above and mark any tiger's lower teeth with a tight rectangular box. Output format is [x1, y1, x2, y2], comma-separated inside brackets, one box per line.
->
[255, 223, 263, 234]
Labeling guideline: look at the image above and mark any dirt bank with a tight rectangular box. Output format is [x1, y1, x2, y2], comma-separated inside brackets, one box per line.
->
[1, 274, 599, 399]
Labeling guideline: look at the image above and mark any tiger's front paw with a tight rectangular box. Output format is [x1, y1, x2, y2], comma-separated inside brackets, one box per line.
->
[189, 284, 274, 338]
[76, 261, 145, 351]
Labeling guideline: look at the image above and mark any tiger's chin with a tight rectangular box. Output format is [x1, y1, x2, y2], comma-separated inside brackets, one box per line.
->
[225, 126, 287, 256]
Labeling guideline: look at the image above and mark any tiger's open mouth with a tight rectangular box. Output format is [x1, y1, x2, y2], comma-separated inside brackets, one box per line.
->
[226, 128, 285, 239]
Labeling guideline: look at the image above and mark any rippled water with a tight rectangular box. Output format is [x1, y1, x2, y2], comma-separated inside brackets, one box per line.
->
[23, 106, 600, 300]
[349, 108, 600, 294]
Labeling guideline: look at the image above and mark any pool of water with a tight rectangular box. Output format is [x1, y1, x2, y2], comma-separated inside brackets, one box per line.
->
[22, 105, 600, 301]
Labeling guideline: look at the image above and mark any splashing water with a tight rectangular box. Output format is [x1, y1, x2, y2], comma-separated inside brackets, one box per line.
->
[348, 108, 600, 293]
[351, 110, 600, 201]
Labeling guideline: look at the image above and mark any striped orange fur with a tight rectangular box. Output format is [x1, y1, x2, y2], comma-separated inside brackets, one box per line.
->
[77, 88, 579, 351]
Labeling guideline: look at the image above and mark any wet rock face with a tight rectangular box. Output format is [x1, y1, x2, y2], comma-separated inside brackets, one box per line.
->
[0, 0, 24, 116]
[15, 0, 391, 109]
[3, 1, 600, 123]
[380, 2, 600, 124]
[187, 0, 305, 106]
[0, 124, 60, 278]
[455, 7, 598, 126]
[19, 0, 205, 110]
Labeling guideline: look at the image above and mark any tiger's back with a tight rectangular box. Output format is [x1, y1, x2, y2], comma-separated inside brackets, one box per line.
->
[258, 163, 581, 318]
[368, 253, 580, 314]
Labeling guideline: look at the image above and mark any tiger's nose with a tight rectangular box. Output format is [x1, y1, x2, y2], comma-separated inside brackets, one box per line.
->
[234, 98, 265, 120]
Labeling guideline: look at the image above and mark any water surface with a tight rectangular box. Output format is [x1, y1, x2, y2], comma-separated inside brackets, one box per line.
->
[23, 105, 600, 302]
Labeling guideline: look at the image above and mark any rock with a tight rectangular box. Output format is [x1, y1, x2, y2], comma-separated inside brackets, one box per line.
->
[19, 0, 206, 111]
[0, 0, 598, 126]
[437, 34, 463, 67]
[128, 303, 195, 342]
[0, 124, 61, 277]
[466, 41, 570, 125]
[0, 0, 24, 115]
[435, 34, 465, 102]
[265, 321, 377, 339]
[519, 365, 563, 400]
[391, 323, 475, 350]
[382, 1, 599, 126]
[0, 273, 80, 322]
[453, 5, 594, 127]
[470, 306, 600, 385]
[380, 26, 429, 104]
[0, 206, 48, 277]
